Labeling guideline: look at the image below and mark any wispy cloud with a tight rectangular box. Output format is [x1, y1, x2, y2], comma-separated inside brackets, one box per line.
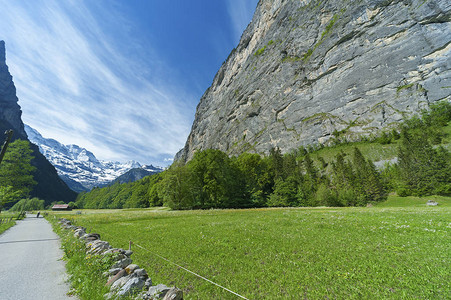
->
[226, 0, 259, 43]
[0, 0, 195, 166]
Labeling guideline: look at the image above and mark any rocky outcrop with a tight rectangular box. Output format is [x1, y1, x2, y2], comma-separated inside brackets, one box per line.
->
[0, 41, 27, 140]
[0, 40, 76, 204]
[176, 0, 451, 162]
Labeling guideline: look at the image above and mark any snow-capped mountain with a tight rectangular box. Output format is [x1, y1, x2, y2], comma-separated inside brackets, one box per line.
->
[25, 125, 162, 192]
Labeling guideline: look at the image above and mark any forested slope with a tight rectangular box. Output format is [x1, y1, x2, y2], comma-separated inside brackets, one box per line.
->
[76, 102, 451, 210]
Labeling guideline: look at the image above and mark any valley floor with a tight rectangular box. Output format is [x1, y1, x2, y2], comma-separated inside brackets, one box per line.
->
[52, 196, 451, 299]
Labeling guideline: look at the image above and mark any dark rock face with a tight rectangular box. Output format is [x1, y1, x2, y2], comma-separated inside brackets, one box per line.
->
[177, 0, 451, 162]
[0, 40, 76, 204]
[0, 41, 27, 140]
[110, 168, 159, 185]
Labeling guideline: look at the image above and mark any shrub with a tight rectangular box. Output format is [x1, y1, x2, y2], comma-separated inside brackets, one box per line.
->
[315, 183, 339, 206]
[9, 197, 45, 211]
[254, 46, 267, 56]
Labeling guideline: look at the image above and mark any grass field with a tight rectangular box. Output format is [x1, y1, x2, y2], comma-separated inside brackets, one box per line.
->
[54, 196, 451, 299]
[0, 212, 17, 235]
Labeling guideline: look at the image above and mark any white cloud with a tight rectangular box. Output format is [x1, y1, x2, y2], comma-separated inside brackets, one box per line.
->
[0, 0, 196, 165]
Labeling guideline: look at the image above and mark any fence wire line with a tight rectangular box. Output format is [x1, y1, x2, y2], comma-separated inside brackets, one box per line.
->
[134, 243, 249, 300]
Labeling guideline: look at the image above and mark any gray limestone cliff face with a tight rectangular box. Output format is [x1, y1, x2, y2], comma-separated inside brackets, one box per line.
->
[177, 0, 451, 162]
[0, 40, 27, 139]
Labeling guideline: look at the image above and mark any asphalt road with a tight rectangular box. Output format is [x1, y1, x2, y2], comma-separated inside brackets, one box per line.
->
[0, 214, 74, 300]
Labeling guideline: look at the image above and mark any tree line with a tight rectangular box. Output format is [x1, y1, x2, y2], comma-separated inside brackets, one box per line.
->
[0, 140, 37, 213]
[76, 101, 451, 210]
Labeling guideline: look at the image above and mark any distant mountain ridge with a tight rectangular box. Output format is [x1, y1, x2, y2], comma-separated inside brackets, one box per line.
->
[25, 125, 163, 192]
[110, 167, 159, 185]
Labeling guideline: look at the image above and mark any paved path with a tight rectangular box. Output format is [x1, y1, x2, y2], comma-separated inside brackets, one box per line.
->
[0, 214, 74, 300]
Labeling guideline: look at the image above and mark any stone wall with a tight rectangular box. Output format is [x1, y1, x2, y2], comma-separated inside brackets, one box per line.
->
[58, 218, 183, 299]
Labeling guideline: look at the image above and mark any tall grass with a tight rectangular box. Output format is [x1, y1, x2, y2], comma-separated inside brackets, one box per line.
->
[0, 219, 15, 234]
[49, 217, 122, 300]
[0, 212, 18, 234]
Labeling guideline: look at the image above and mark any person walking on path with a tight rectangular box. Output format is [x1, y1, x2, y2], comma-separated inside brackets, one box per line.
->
[36, 211, 40, 218]
[0, 214, 74, 299]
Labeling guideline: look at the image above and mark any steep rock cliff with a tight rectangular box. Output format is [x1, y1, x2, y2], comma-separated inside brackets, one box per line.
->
[177, 0, 451, 162]
[0, 41, 77, 204]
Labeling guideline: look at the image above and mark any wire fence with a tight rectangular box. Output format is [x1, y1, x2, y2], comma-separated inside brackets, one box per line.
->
[0, 217, 14, 224]
[134, 243, 250, 300]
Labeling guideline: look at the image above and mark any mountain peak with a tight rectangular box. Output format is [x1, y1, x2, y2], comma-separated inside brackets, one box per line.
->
[25, 125, 163, 192]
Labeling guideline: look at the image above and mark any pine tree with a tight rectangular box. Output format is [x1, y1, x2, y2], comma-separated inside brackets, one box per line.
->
[396, 129, 451, 196]
[269, 147, 284, 180]
[351, 147, 385, 203]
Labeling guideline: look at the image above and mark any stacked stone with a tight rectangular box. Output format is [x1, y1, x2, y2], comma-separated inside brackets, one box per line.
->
[58, 218, 183, 299]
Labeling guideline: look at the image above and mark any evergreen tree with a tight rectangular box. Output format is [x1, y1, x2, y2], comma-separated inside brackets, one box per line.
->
[269, 147, 284, 180]
[233, 153, 272, 207]
[396, 129, 451, 196]
[268, 176, 299, 207]
[331, 153, 353, 189]
[315, 182, 339, 206]
[298, 153, 319, 206]
[351, 147, 385, 203]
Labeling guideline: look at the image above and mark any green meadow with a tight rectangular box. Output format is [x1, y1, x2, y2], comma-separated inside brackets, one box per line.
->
[0, 212, 19, 234]
[54, 196, 451, 299]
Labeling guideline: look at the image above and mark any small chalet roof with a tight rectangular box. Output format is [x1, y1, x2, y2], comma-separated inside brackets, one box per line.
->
[52, 204, 70, 209]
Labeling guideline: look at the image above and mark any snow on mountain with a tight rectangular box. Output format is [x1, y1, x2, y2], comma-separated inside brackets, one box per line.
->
[25, 125, 162, 192]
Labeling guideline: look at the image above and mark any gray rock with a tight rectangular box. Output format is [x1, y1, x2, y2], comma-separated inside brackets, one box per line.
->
[74, 228, 86, 238]
[427, 200, 439, 206]
[110, 275, 131, 290]
[82, 233, 101, 242]
[104, 248, 125, 256]
[163, 288, 183, 300]
[108, 268, 123, 276]
[111, 257, 132, 269]
[87, 240, 111, 255]
[144, 278, 153, 289]
[106, 269, 127, 287]
[104, 291, 115, 300]
[117, 277, 145, 297]
[125, 264, 139, 274]
[134, 268, 148, 279]
[176, 0, 451, 162]
[147, 284, 170, 299]
[64, 225, 77, 230]
[124, 250, 133, 257]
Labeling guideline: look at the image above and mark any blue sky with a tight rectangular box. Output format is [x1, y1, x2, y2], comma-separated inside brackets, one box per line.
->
[0, 0, 258, 166]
